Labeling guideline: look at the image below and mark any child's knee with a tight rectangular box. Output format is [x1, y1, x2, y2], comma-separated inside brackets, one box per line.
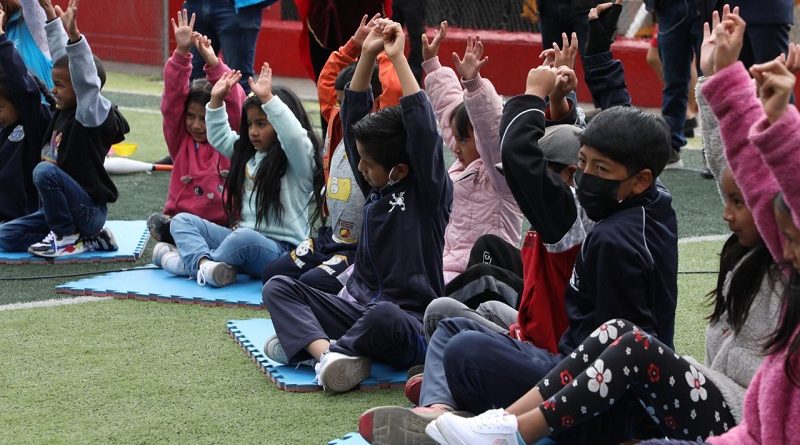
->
[32, 162, 58, 187]
[261, 275, 299, 309]
[442, 331, 490, 374]
[361, 302, 402, 328]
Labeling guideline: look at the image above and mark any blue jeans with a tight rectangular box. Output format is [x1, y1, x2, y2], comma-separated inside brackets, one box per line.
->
[657, 0, 703, 152]
[169, 212, 291, 277]
[183, 0, 264, 92]
[0, 163, 107, 251]
[419, 317, 563, 411]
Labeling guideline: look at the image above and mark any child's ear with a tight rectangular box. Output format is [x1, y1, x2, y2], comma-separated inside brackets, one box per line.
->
[630, 168, 654, 195]
[561, 165, 578, 188]
[393, 163, 410, 181]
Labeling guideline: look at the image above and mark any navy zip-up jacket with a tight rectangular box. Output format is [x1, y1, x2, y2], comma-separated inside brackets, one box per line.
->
[340, 87, 453, 317]
[558, 182, 679, 353]
[0, 34, 52, 221]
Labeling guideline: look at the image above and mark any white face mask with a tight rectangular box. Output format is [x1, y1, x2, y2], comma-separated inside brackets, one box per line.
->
[386, 166, 398, 187]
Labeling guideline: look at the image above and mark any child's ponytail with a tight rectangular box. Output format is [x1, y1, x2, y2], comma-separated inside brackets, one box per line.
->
[32, 74, 57, 110]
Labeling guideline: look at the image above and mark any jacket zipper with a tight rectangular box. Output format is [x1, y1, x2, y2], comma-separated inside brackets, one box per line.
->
[364, 192, 383, 302]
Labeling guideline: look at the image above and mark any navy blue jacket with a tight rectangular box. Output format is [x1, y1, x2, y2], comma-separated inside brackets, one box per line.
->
[558, 183, 679, 353]
[0, 34, 52, 222]
[341, 88, 453, 316]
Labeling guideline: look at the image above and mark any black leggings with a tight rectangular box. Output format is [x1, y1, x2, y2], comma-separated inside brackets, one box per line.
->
[536, 319, 735, 441]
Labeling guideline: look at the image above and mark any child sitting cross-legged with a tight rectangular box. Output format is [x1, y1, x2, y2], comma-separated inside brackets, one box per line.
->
[260, 18, 453, 393]
[151, 63, 324, 287]
[0, 0, 129, 257]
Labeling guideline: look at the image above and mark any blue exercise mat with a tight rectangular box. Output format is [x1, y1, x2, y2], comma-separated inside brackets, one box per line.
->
[227, 318, 408, 392]
[0, 220, 149, 264]
[57, 266, 264, 308]
[328, 433, 369, 445]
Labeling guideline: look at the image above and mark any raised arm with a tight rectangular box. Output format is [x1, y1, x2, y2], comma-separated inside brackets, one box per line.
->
[583, 0, 630, 108]
[161, 9, 195, 157]
[199, 33, 245, 131]
[695, 77, 726, 202]
[206, 71, 243, 159]
[0, 20, 49, 135]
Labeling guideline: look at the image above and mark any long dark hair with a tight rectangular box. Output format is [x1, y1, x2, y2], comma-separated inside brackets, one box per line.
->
[766, 193, 800, 387]
[224, 86, 324, 229]
[707, 234, 777, 333]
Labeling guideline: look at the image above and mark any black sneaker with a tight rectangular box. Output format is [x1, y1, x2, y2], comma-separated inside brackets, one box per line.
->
[83, 227, 119, 252]
[684, 117, 697, 138]
[147, 212, 174, 244]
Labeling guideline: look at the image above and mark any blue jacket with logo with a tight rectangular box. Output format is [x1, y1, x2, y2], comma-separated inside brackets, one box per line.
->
[340, 87, 453, 317]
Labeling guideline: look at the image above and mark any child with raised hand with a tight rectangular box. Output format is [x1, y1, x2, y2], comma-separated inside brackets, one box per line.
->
[152, 63, 324, 288]
[0, 2, 54, 222]
[146, 9, 244, 245]
[0, 0, 129, 257]
[261, 18, 452, 393]
[420, 21, 523, 285]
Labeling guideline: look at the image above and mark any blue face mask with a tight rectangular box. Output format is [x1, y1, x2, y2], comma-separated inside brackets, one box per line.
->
[574, 170, 627, 221]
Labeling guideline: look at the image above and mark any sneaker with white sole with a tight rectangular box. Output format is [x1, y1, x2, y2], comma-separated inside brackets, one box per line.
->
[196, 260, 237, 287]
[359, 406, 460, 445]
[152, 242, 178, 268]
[83, 227, 119, 252]
[160, 251, 192, 277]
[315, 351, 371, 393]
[426, 410, 519, 445]
[262, 335, 316, 367]
[28, 231, 84, 257]
[147, 212, 174, 244]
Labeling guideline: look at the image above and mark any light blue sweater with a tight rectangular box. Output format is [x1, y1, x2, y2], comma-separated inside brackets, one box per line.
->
[205, 96, 315, 246]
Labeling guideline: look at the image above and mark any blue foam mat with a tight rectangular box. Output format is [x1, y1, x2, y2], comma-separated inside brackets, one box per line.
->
[57, 266, 264, 308]
[328, 433, 369, 445]
[0, 220, 149, 264]
[227, 318, 408, 392]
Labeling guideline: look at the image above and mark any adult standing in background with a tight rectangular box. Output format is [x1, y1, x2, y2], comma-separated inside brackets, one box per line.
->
[538, 0, 599, 63]
[723, 0, 793, 67]
[392, 0, 425, 82]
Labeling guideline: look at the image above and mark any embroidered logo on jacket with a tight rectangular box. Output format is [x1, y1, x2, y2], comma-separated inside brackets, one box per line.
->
[9, 125, 24, 142]
[389, 192, 406, 212]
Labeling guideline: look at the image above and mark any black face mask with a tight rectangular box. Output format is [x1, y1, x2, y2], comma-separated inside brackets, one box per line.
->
[574, 170, 628, 221]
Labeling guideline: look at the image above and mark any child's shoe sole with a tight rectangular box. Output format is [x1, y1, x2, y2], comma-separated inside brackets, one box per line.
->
[319, 355, 371, 393]
[359, 406, 442, 445]
[208, 262, 237, 287]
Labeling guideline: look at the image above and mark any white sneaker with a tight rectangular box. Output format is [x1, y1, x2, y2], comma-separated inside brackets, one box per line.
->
[196, 260, 237, 287]
[160, 251, 191, 277]
[28, 231, 84, 257]
[152, 242, 177, 267]
[426, 411, 519, 445]
[263, 335, 315, 367]
[315, 351, 371, 393]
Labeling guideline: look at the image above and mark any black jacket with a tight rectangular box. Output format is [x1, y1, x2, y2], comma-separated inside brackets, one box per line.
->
[341, 88, 453, 316]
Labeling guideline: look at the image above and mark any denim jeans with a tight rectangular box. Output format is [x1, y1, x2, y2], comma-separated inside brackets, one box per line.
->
[656, 0, 703, 151]
[0, 162, 107, 251]
[183, 0, 264, 92]
[169, 212, 291, 277]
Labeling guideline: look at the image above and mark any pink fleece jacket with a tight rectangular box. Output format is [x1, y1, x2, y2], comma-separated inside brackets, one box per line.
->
[423, 57, 524, 283]
[161, 50, 244, 226]
[701, 62, 784, 262]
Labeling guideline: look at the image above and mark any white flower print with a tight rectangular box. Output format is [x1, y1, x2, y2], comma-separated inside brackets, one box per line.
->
[623, 366, 630, 376]
[583, 354, 589, 362]
[543, 378, 550, 387]
[658, 346, 664, 355]
[561, 396, 567, 403]
[669, 376, 676, 387]
[616, 320, 625, 328]
[570, 352, 577, 359]
[586, 359, 613, 397]
[581, 406, 587, 414]
[685, 365, 708, 402]
[674, 399, 680, 408]
[590, 322, 619, 344]
[690, 409, 697, 420]
[625, 347, 632, 355]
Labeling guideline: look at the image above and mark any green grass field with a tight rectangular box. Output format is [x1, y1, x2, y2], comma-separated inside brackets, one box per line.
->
[0, 71, 728, 444]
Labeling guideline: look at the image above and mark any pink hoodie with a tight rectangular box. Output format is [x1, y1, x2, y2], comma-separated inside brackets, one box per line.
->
[423, 57, 523, 283]
[161, 50, 244, 226]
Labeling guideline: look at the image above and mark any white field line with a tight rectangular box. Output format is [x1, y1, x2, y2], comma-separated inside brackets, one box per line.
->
[0, 296, 111, 312]
[119, 106, 161, 115]
[678, 234, 728, 244]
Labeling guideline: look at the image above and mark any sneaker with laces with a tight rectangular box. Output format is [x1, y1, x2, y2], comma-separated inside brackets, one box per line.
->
[147, 212, 174, 244]
[426, 411, 518, 445]
[263, 335, 316, 367]
[359, 406, 455, 445]
[197, 260, 237, 287]
[160, 251, 192, 277]
[315, 351, 371, 393]
[83, 227, 119, 252]
[152, 242, 178, 268]
[28, 231, 85, 257]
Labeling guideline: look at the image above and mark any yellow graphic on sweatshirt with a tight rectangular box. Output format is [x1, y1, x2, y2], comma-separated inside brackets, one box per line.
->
[326, 176, 352, 202]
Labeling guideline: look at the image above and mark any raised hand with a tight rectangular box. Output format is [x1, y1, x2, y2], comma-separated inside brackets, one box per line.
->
[784, 42, 800, 73]
[353, 13, 382, 47]
[56, 0, 81, 42]
[585, 0, 623, 56]
[699, 12, 719, 76]
[540, 32, 579, 69]
[712, 4, 745, 73]
[551, 66, 578, 100]
[422, 21, 447, 61]
[192, 32, 219, 67]
[750, 57, 795, 123]
[526, 65, 558, 99]
[248, 62, 274, 103]
[210, 70, 243, 108]
[171, 9, 196, 55]
[453, 35, 488, 80]
[37, 0, 57, 21]
[382, 20, 406, 60]
[361, 19, 387, 57]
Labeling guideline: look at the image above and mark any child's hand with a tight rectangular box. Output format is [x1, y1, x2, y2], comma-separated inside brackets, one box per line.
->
[452, 35, 487, 80]
[37, 0, 57, 21]
[526, 65, 558, 98]
[550, 66, 578, 100]
[585, 0, 623, 56]
[699, 13, 719, 76]
[56, 0, 81, 42]
[784, 42, 800, 73]
[249, 62, 274, 103]
[540, 32, 579, 69]
[171, 9, 196, 55]
[382, 20, 406, 60]
[193, 32, 219, 67]
[353, 13, 381, 47]
[712, 5, 745, 73]
[750, 56, 795, 124]
[361, 21, 386, 58]
[422, 21, 447, 62]
[210, 70, 243, 108]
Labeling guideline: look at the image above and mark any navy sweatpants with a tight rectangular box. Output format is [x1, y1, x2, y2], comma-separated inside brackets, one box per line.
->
[262, 276, 427, 368]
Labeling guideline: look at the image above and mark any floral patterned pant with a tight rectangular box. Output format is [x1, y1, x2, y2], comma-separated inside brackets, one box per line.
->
[536, 319, 735, 441]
